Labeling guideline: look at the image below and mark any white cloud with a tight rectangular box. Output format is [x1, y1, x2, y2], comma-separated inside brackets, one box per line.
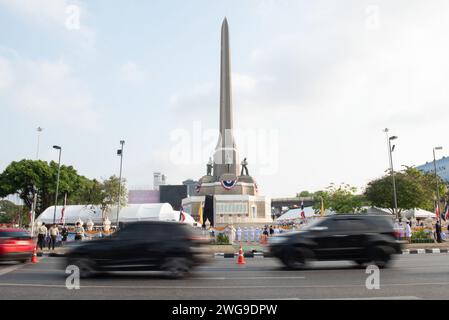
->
[0, 55, 100, 131]
[0, 0, 95, 51]
[165, 1, 449, 197]
[118, 62, 146, 84]
[0, 56, 13, 89]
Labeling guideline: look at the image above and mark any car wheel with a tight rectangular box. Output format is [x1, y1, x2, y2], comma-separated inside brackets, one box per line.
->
[162, 257, 191, 279]
[281, 247, 309, 270]
[69, 258, 95, 278]
[369, 246, 393, 268]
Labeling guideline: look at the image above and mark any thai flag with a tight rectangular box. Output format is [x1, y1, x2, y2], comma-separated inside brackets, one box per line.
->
[435, 202, 440, 221]
[59, 193, 67, 224]
[179, 206, 186, 222]
[300, 201, 305, 219]
[444, 204, 449, 221]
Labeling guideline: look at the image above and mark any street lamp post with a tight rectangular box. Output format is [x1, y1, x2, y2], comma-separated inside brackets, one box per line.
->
[116, 140, 125, 227]
[52, 145, 62, 225]
[433, 146, 443, 220]
[384, 129, 399, 218]
[36, 127, 43, 159]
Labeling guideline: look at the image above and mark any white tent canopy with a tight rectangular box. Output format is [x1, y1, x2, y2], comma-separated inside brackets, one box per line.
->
[37, 203, 196, 226]
[402, 208, 436, 220]
[276, 206, 322, 221]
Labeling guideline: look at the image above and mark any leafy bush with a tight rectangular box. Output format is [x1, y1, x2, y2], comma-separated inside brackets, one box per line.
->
[215, 233, 230, 245]
[411, 230, 431, 240]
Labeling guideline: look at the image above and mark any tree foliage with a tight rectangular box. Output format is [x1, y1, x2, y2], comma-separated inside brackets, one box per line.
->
[364, 167, 447, 214]
[0, 160, 127, 218]
[313, 183, 368, 214]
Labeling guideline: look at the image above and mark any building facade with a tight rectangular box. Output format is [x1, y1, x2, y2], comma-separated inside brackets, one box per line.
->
[416, 156, 449, 183]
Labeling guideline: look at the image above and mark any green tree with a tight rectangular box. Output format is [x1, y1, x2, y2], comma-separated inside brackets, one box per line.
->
[297, 190, 313, 198]
[313, 183, 368, 214]
[0, 200, 19, 224]
[364, 167, 447, 216]
[97, 176, 128, 218]
[0, 160, 104, 215]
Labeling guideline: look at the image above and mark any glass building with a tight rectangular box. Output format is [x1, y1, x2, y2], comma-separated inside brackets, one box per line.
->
[416, 156, 449, 183]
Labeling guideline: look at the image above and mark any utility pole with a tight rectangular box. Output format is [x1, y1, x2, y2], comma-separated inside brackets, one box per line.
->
[116, 140, 125, 227]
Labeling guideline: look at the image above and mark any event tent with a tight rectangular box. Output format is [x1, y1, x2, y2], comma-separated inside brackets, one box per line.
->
[276, 206, 322, 221]
[37, 203, 197, 226]
[401, 208, 436, 220]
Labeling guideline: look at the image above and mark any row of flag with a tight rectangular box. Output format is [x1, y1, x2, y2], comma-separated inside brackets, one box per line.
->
[436, 202, 449, 221]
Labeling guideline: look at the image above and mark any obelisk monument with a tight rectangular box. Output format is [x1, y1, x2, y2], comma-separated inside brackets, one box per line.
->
[181, 18, 272, 227]
[213, 18, 239, 179]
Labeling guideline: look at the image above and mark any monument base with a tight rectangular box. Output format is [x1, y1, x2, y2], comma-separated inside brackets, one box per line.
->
[181, 194, 272, 227]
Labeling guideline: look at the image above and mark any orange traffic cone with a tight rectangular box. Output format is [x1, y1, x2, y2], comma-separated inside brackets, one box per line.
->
[237, 245, 246, 265]
[31, 246, 38, 264]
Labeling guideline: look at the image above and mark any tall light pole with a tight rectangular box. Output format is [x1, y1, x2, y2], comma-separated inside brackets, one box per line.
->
[384, 129, 399, 218]
[116, 140, 125, 227]
[52, 145, 62, 225]
[433, 146, 443, 220]
[36, 127, 43, 159]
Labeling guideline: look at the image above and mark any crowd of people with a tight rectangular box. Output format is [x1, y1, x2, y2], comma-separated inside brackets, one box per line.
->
[36, 222, 85, 251]
[394, 218, 448, 243]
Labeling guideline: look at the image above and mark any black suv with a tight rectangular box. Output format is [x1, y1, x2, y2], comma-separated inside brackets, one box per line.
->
[269, 215, 403, 269]
[65, 221, 210, 278]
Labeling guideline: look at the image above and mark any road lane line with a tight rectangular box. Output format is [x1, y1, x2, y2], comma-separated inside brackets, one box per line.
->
[0, 264, 27, 276]
[321, 296, 421, 300]
[1, 281, 449, 290]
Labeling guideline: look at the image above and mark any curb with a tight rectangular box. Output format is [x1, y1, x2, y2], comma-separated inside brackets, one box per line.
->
[214, 249, 449, 258]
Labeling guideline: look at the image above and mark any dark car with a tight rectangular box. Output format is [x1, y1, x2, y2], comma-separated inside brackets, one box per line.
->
[65, 221, 210, 278]
[268, 215, 403, 269]
[0, 229, 34, 263]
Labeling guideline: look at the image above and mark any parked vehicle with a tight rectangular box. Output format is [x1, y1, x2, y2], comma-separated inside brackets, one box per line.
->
[0, 229, 34, 263]
[65, 221, 210, 278]
[268, 215, 403, 269]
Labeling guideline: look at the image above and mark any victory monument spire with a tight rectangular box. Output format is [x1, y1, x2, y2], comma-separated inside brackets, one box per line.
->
[181, 18, 272, 228]
[213, 17, 239, 179]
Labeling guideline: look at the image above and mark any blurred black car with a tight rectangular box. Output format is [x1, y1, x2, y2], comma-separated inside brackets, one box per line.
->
[65, 221, 210, 278]
[269, 215, 403, 269]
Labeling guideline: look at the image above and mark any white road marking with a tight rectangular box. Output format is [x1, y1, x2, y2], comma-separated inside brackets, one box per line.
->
[322, 296, 421, 300]
[0, 281, 447, 290]
[0, 264, 27, 277]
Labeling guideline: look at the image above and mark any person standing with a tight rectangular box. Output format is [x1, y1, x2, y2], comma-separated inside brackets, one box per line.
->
[48, 224, 59, 250]
[74, 222, 85, 241]
[405, 222, 412, 243]
[255, 227, 261, 242]
[37, 223, 47, 251]
[436, 220, 442, 243]
[236, 227, 242, 242]
[61, 226, 68, 245]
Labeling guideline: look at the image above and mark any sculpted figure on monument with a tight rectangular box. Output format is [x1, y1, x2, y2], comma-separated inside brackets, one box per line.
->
[240, 157, 249, 176]
[207, 157, 213, 176]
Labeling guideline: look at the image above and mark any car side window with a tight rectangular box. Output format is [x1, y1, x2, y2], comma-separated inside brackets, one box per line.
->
[334, 218, 368, 232]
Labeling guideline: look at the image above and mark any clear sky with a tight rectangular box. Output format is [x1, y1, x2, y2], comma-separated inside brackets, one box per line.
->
[1, 0, 448, 198]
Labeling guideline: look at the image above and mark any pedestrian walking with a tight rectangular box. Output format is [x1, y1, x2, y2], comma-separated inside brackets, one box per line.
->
[74, 222, 85, 241]
[269, 225, 274, 237]
[48, 224, 59, 250]
[37, 222, 47, 251]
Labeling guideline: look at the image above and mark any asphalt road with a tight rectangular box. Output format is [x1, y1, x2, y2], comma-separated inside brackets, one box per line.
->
[1, 254, 449, 300]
